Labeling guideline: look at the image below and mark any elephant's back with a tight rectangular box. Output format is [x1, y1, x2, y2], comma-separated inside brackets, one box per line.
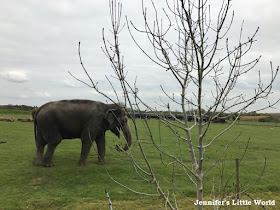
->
[37, 99, 105, 116]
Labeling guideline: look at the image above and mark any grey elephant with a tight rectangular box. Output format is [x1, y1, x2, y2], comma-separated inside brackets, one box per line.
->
[33, 99, 132, 167]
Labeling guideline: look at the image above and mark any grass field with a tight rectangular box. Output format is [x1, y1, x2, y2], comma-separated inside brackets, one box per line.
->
[0, 109, 279, 209]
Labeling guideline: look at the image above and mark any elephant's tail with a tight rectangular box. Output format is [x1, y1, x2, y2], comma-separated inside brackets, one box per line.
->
[32, 108, 38, 143]
[34, 119, 37, 142]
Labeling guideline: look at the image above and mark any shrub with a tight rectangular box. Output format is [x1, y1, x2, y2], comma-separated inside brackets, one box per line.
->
[258, 116, 279, 123]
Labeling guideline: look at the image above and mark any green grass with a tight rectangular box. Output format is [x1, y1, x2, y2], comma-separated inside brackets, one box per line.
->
[0, 110, 279, 209]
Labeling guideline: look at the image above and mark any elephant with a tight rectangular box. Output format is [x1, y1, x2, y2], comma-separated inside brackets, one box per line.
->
[33, 99, 132, 167]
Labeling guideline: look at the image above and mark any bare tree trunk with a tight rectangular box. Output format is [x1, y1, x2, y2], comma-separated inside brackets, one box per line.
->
[71, 0, 279, 209]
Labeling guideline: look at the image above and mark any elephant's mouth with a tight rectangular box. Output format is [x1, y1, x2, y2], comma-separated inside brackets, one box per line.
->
[110, 127, 120, 138]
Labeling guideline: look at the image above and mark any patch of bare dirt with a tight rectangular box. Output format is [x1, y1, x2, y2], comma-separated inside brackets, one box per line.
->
[240, 116, 269, 120]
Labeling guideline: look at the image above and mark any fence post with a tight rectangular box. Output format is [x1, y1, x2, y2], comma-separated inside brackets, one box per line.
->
[235, 158, 239, 199]
[105, 190, 113, 210]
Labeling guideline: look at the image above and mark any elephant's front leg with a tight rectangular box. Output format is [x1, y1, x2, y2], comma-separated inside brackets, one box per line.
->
[96, 132, 106, 165]
[78, 128, 98, 166]
[78, 141, 93, 166]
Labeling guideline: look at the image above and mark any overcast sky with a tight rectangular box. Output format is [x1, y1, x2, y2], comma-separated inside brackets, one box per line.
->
[0, 0, 279, 112]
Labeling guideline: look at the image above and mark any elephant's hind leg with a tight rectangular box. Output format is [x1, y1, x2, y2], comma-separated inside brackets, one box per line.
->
[33, 130, 47, 166]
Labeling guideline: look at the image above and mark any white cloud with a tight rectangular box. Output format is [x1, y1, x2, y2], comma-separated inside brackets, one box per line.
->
[35, 91, 52, 98]
[19, 94, 29, 99]
[0, 71, 29, 83]
[63, 80, 81, 88]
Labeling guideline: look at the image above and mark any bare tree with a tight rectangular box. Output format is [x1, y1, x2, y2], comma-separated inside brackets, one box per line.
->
[72, 0, 279, 209]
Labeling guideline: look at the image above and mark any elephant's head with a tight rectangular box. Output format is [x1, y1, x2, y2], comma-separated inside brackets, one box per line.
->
[105, 105, 132, 152]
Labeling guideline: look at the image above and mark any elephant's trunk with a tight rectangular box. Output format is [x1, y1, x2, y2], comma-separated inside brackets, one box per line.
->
[116, 121, 132, 152]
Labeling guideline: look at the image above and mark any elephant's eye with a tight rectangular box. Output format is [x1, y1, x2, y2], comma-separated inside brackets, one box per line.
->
[121, 118, 127, 125]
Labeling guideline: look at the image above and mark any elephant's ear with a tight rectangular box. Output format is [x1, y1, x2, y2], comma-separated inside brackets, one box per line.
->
[105, 109, 118, 127]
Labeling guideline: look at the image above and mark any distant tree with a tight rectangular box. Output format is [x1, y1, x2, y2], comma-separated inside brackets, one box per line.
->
[258, 116, 279, 123]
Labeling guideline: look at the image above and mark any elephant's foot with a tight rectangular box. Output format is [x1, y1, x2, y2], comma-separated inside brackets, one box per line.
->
[43, 158, 54, 167]
[33, 152, 44, 166]
[33, 158, 43, 166]
[97, 158, 106, 165]
[78, 160, 87, 166]
[44, 163, 54, 167]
